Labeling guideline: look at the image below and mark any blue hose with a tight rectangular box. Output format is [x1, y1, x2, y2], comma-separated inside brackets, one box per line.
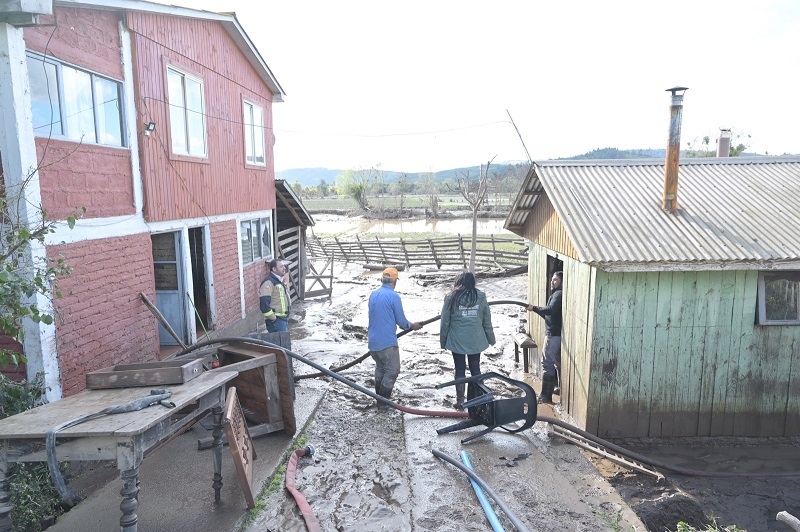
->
[460, 450, 505, 532]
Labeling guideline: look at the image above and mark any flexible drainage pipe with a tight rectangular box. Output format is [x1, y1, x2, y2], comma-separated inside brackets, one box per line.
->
[285, 445, 320, 532]
[174, 336, 800, 479]
[433, 449, 530, 532]
[173, 337, 469, 419]
[296, 299, 528, 380]
[460, 450, 504, 532]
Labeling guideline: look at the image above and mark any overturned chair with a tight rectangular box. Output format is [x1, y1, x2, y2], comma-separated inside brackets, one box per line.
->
[435, 372, 538, 443]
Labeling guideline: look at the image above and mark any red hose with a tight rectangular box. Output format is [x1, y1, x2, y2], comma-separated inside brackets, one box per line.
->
[285, 446, 321, 532]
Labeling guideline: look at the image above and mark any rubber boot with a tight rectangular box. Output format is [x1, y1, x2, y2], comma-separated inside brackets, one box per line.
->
[553, 369, 561, 396]
[454, 384, 466, 410]
[539, 374, 556, 404]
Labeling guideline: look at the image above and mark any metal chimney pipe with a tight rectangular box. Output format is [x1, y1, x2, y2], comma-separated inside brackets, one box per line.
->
[662, 87, 688, 212]
[717, 128, 732, 157]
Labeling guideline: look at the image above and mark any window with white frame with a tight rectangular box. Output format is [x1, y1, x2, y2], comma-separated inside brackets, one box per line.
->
[757, 272, 800, 325]
[240, 217, 273, 264]
[243, 101, 265, 166]
[167, 66, 206, 157]
[26, 52, 124, 147]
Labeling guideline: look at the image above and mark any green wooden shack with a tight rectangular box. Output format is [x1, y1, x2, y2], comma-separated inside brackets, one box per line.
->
[505, 156, 800, 438]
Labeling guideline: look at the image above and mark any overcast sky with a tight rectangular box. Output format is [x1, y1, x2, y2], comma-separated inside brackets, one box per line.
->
[161, 0, 799, 172]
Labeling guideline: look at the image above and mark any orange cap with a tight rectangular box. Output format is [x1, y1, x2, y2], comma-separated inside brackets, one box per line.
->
[382, 267, 399, 279]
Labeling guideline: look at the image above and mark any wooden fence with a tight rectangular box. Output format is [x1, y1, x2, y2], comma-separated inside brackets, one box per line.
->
[307, 234, 528, 271]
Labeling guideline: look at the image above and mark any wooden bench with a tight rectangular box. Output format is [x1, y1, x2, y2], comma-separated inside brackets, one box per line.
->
[513, 333, 537, 374]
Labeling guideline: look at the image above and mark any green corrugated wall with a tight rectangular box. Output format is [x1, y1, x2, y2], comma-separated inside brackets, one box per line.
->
[528, 243, 800, 438]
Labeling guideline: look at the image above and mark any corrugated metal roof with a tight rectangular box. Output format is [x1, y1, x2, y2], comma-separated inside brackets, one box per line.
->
[275, 180, 314, 228]
[506, 157, 800, 271]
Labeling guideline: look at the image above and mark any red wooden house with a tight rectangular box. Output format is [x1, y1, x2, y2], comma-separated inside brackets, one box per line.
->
[0, 0, 285, 398]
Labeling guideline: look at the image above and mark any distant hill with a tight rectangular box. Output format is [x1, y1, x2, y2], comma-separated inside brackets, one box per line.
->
[559, 147, 665, 160]
[276, 164, 527, 188]
[278, 147, 773, 187]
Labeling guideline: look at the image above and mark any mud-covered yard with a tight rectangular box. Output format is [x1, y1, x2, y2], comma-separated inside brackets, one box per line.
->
[247, 263, 800, 532]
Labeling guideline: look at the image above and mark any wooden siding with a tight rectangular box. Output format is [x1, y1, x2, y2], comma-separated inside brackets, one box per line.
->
[527, 245, 592, 429]
[561, 258, 594, 431]
[521, 194, 578, 260]
[587, 270, 800, 438]
[126, 11, 276, 222]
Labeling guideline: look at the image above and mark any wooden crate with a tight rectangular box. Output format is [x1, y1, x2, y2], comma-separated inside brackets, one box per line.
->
[85, 359, 204, 389]
[215, 342, 296, 436]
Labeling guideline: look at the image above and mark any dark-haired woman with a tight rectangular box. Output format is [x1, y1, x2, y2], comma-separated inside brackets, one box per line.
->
[439, 272, 495, 409]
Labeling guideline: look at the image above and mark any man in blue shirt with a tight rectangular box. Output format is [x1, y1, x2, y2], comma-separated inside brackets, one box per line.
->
[368, 267, 422, 403]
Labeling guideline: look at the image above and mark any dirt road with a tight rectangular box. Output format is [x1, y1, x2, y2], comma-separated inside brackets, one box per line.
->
[247, 263, 800, 532]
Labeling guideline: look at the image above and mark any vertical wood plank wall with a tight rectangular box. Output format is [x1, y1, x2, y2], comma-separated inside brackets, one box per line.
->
[588, 270, 800, 438]
[126, 11, 276, 222]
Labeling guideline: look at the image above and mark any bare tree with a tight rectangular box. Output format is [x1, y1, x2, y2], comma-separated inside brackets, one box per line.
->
[449, 157, 495, 272]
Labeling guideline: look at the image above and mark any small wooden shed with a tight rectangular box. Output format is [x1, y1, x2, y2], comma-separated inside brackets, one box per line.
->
[506, 157, 800, 439]
[274, 180, 314, 300]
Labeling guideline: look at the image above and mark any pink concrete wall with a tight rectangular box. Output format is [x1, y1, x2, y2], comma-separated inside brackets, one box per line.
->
[49, 233, 159, 396]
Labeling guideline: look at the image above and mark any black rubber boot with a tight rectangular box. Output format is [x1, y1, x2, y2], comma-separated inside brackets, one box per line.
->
[539, 374, 556, 404]
[454, 384, 466, 410]
[553, 369, 561, 396]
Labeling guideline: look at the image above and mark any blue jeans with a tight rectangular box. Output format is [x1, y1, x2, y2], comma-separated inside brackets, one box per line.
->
[452, 353, 481, 379]
[266, 317, 288, 333]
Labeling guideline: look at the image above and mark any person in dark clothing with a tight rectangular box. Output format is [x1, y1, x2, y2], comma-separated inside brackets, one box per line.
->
[527, 271, 563, 404]
[440, 271, 495, 409]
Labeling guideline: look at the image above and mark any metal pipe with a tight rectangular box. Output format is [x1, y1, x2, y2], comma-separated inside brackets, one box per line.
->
[662, 86, 688, 212]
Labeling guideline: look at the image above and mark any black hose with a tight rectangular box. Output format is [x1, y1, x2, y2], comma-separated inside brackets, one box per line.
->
[296, 299, 529, 380]
[172, 337, 467, 419]
[432, 449, 531, 532]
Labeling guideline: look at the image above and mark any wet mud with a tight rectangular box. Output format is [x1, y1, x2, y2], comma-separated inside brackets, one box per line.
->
[247, 262, 800, 532]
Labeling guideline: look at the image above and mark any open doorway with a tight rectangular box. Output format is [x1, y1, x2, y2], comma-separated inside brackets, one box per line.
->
[546, 255, 564, 298]
[188, 227, 210, 338]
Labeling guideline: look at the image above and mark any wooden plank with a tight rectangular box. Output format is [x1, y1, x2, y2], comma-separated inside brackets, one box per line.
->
[708, 271, 734, 435]
[722, 270, 747, 435]
[674, 271, 700, 436]
[635, 272, 658, 437]
[85, 358, 204, 389]
[649, 272, 674, 437]
[732, 271, 758, 436]
[223, 387, 256, 509]
[0, 371, 236, 438]
[694, 270, 715, 436]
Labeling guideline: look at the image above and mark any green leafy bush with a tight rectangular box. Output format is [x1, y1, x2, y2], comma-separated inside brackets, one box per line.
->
[0, 374, 65, 531]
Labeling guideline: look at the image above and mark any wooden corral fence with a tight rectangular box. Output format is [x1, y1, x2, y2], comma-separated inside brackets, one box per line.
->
[307, 234, 528, 272]
[276, 226, 304, 300]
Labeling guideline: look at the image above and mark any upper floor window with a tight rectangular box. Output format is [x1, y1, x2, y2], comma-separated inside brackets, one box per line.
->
[243, 101, 265, 166]
[167, 67, 206, 157]
[240, 217, 272, 265]
[758, 272, 800, 325]
[26, 52, 124, 147]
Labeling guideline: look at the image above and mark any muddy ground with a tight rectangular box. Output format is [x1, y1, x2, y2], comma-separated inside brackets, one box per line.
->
[247, 263, 800, 532]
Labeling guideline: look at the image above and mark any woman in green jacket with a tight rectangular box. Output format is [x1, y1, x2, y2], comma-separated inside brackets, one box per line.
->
[440, 271, 495, 409]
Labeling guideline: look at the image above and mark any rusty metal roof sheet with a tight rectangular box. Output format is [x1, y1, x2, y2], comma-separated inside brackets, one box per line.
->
[505, 157, 800, 271]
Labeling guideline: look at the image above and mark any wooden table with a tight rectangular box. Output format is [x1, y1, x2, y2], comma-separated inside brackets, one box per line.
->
[0, 370, 237, 532]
